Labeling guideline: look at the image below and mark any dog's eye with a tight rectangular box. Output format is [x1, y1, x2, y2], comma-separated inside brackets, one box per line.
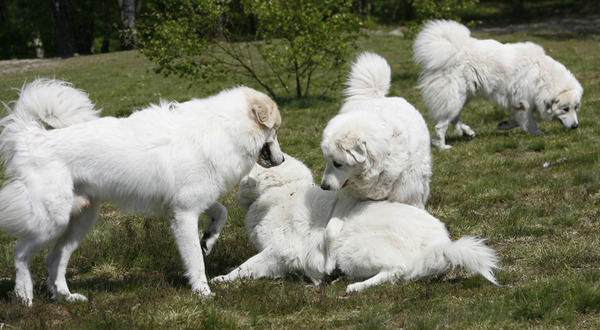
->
[562, 106, 570, 113]
[333, 161, 342, 168]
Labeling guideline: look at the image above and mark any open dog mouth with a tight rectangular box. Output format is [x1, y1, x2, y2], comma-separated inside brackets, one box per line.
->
[258, 143, 274, 168]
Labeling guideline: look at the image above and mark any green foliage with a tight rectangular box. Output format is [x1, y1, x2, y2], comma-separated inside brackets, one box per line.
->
[409, 0, 479, 23]
[138, 0, 362, 99]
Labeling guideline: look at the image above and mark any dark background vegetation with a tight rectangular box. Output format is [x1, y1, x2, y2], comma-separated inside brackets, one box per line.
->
[1, 0, 598, 60]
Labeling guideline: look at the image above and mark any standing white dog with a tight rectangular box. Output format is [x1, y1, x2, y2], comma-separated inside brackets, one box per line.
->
[413, 20, 583, 149]
[213, 155, 499, 292]
[0, 79, 284, 306]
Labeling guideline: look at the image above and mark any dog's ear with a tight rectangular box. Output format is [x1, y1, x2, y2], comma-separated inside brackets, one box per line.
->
[245, 88, 281, 129]
[339, 136, 367, 165]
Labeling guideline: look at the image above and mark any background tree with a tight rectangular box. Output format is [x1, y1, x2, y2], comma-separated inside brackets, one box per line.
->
[138, 0, 362, 99]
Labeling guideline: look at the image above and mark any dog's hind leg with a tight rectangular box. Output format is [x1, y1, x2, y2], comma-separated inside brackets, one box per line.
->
[200, 202, 227, 255]
[14, 238, 52, 306]
[45, 201, 100, 303]
[170, 209, 213, 297]
[345, 269, 405, 293]
[432, 121, 452, 150]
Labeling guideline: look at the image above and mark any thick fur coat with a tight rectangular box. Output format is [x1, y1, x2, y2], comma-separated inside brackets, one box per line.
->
[213, 155, 499, 292]
[413, 20, 583, 149]
[0, 79, 284, 305]
[320, 51, 432, 208]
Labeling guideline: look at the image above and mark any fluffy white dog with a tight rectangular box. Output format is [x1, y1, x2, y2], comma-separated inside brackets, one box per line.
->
[320, 52, 432, 262]
[214, 154, 336, 285]
[0, 79, 284, 306]
[413, 20, 584, 149]
[320, 51, 432, 208]
[213, 155, 499, 292]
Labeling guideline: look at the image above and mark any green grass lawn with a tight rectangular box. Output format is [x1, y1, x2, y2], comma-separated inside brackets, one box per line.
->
[0, 27, 599, 328]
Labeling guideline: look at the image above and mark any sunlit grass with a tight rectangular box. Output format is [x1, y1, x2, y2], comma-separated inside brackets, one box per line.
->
[0, 25, 599, 328]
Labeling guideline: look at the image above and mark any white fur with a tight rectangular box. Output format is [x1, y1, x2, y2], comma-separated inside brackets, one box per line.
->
[0, 79, 284, 306]
[213, 154, 336, 285]
[320, 51, 432, 208]
[414, 20, 584, 149]
[213, 155, 499, 292]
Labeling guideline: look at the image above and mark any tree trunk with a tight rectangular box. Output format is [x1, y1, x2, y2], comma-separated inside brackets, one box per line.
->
[75, 0, 94, 55]
[119, 0, 138, 50]
[101, 0, 111, 53]
[49, 0, 75, 58]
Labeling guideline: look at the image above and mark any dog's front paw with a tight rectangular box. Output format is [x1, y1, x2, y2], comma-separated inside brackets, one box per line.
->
[346, 283, 365, 293]
[211, 275, 228, 283]
[201, 231, 219, 255]
[531, 130, 547, 136]
[192, 284, 214, 298]
[65, 293, 88, 303]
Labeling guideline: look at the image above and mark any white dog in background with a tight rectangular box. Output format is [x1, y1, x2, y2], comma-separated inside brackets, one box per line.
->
[320, 51, 431, 208]
[213, 155, 499, 292]
[0, 79, 284, 306]
[413, 20, 583, 149]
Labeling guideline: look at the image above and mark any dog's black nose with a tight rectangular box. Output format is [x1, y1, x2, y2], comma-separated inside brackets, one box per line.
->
[320, 182, 330, 190]
[571, 123, 578, 129]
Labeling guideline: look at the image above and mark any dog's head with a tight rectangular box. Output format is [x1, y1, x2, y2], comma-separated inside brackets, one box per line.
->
[237, 154, 313, 210]
[320, 113, 390, 194]
[545, 89, 582, 130]
[243, 88, 285, 168]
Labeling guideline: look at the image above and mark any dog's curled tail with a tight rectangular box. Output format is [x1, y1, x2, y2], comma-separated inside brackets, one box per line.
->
[340, 51, 391, 113]
[410, 236, 500, 285]
[413, 20, 471, 72]
[2, 79, 100, 131]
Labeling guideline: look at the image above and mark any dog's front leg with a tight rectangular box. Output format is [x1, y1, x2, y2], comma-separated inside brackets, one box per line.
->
[514, 102, 546, 135]
[170, 209, 213, 297]
[200, 202, 227, 255]
[211, 250, 285, 283]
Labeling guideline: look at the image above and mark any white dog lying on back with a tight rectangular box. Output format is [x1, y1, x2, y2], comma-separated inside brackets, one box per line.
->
[213, 155, 499, 292]
[413, 20, 583, 149]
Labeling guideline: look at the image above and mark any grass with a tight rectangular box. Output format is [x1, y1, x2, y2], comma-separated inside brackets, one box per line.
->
[1, 24, 600, 328]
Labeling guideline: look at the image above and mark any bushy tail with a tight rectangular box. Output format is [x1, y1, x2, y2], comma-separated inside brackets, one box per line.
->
[340, 52, 391, 113]
[410, 236, 500, 285]
[0, 79, 99, 237]
[0, 79, 99, 165]
[413, 20, 471, 72]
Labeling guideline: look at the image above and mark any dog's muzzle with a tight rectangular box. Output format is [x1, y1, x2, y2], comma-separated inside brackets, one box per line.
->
[257, 143, 284, 168]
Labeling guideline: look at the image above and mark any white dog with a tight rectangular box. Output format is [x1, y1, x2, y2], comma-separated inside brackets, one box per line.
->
[0, 79, 284, 306]
[213, 155, 499, 292]
[320, 52, 432, 261]
[320, 51, 431, 207]
[213, 154, 337, 285]
[413, 20, 584, 149]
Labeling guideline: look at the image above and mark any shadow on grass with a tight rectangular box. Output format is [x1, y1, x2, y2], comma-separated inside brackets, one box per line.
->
[0, 278, 14, 302]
